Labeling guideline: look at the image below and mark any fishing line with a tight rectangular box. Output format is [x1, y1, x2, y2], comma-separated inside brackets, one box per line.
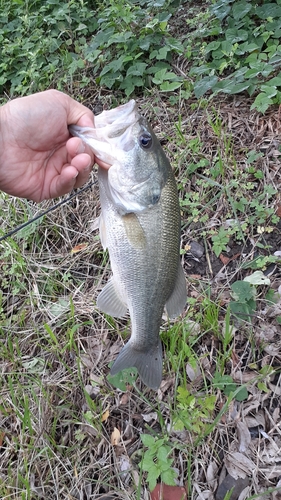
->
[0, 179, 98, 243]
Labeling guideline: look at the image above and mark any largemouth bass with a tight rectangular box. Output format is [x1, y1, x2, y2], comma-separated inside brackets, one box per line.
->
[70, 100, 186, 390]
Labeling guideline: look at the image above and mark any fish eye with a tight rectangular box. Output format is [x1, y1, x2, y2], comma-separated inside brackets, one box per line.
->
[139, 133, 152, 149]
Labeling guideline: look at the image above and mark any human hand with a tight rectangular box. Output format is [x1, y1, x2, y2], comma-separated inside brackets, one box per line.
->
[0, 90, 109, 202]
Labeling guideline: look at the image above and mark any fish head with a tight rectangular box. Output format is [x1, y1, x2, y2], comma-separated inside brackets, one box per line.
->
[69, 100, 170, 214]
[107, 115, 169, 214]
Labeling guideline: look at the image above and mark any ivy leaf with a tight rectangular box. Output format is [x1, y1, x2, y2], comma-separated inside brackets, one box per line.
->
[210, 1, 231, 20]
[194, 75, 218, 98]
[259, 84, 277, 98]
[251, 92, 273, 113]
[225, 28, 248, 42]
[204, 41, 221, 54]
[229, 81, 252, 93]
[160, 81, 182, 91]
[232, 1, 252, 20]
[256, 3, 281, 19]
[126, 62, 147, 77]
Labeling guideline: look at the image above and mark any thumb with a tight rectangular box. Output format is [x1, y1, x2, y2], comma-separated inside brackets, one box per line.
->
[60, 92, 95, 128]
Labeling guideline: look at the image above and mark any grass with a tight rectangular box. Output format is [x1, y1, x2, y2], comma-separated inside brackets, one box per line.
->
[1, 0, 281, 498]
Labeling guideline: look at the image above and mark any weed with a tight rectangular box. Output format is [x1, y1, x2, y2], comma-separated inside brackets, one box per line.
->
[188, 0, 281, 112]
[140, 434, 177, 490]
[211, 227, 230, 257]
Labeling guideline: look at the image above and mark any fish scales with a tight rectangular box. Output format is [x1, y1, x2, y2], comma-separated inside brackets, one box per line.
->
[69, 100, 186, 390]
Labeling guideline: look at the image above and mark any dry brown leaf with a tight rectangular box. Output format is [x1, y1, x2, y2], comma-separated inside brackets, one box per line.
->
[101, 409, 110, 422]
[259, 466, 281, 480]
[111, 427, 121, 446]
[142, 412, 158, 423]
[71, 243, 88, 254]
[244, 412, 265, 428]
[238, 486, 251, 500]
[219, 254, 230, 265]
[268, 382, 281, 395]
[232, 370, 258, 383]
[186, 361, 201, 382]
[120, 392, 131, 405]
[236, 421, 251, 453]
[219, 253, 240, 265]
[0, 430, 5, 447]
[118, 454, 131, 484]
[159, 376, 175, 396]
[224, 452, 256, 479]
[276, 205, 281, 217]
[206, 461, 219, 489]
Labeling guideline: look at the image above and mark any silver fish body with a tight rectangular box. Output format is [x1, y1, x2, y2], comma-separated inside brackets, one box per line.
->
[70, 101, 186, 390]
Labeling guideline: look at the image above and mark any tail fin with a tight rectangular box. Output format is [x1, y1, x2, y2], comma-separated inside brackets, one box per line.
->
[110, 340, 162, 391]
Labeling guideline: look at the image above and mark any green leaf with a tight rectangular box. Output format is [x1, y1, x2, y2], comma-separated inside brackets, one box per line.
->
[99, 58, 124, 76]
[126, 62, 147, 77]
[256, 3, 281, 20]
[257, 381, 270, 393]
[157, 446, 171, 462]
[230, 299, 256, 320]
[229, 81, 251, 93]
[244, 271, 270, 286]
[232, 1, 252, 20]
[152, 67, 168, 83]
[245, 67, 261, 78]
[141, 434, 155, 448]
[160, 81, 182, 91]
[210, 1, 231, 20]
[235, 386, 249, 401]
[146, 465, 160, 491]
[107, 367, 137, 391]
[204, 41, 221, 54]
[266, 73, 281, 87]
[225, 28, 249, 42]
[161, 468, 177, 486]
[260, 85, 277, 98]
[221, 40, 234, 54]
[156, 46, 170, 59]
[231, 281, 254, 303]
[251, 93, 273, 113]
[194, 75, 218, 98]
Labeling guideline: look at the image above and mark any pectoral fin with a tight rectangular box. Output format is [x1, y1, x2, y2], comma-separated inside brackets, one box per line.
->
[122, 213, 146, 249]
[165, 260, 187, 318]
[97, 278, 128, 318]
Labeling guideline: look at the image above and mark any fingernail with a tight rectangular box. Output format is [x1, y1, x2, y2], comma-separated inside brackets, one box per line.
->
[84, 159, 92, 171]
[76, 142, 85, 154]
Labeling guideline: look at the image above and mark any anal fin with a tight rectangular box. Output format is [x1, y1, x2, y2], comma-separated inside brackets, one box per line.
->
[165, 260, 187, 318]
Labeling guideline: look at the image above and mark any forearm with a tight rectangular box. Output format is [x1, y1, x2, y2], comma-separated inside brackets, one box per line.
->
[0, 103, 8, 192]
